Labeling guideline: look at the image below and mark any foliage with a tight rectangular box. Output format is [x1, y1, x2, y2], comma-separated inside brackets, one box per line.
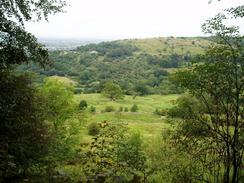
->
[167, 94, 205, 118]
[145, 130, 203, 183]
[134, 82, 151, 96]
[81, 121, 126, 181]
[79, 100, 88, 110]
[103, 106, 116, 112]
[17, 38, 208, 95]
[39, 77, 84, 166]
[87, 122, 100, 136]
[118, 106, 123, 112]
[40, 77, 76, 124]
[154, 108, 167, 116]
[0, 72, 49, 182]
[117, 132, 146, 174]
[0, 0, 66, 69]
[130, 104, 139, 112]
[172, 7, 244, 183]
[0, 0, 66, 181]
[102, 81, 124, 101]
[81, 121, 147, 182]
[89, 106, 96, 113]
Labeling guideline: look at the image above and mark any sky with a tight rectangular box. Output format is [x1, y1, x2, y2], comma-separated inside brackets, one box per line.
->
[26, 0, 244, 40]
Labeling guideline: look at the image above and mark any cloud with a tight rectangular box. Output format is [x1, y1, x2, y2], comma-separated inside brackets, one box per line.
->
[26, 0, 244, 39]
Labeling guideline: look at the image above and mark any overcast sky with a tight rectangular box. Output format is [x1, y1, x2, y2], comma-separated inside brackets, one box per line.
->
[26, 0, 244, 40]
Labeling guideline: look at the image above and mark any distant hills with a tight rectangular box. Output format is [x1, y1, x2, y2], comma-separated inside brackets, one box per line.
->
[38, 37, 211, 52]
[19, 37, 211, 94]
[38, 38, 105, 50]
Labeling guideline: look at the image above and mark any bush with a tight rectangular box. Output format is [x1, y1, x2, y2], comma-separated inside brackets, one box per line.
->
[74, 87, 83, 94]
[118, 106, 123, 112]
[88, 122, 100, 136]
[154, 108, 167, 116]
[134, 84, 150, 96]
[124, 107, 128, 112]
[130, 104, 139, 112]
[167, 94, 204, 119]
[79, 100, 88, 110]
[104, 106, 115, 112]
[89, 106, 96, 113]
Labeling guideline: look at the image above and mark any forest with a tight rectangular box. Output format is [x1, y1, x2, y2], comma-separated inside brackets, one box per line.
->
[18, 37, 208, 95]
[0, 0, 243, 183]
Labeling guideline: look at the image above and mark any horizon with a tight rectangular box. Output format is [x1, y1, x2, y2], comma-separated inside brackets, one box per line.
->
[38, 35, 210, 42]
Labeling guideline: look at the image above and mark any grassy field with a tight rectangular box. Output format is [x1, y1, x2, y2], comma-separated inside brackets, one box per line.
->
[76, 94, 179, 141]
[120, 37, 211, 55]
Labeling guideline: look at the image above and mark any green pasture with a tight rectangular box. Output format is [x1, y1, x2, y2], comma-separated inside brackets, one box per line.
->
[76, 94, 179, 140]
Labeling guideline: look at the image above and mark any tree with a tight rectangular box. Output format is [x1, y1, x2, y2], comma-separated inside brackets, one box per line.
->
[82, 121, 147, 182]
[82, 121, 127, 181]
[117, 132, 146, 181]
[87, 122, 100, 136]
[0, 0, 66, 69]
[173, 7, 244, 183]
[0, 1, 66, 181]
[130, 104, 139, 112]
[102, 81, 124, 101]
[0, 72, 50, 182]
[41, 77, 76, 127]
[79, 100, 88, 110]
[40, 77, 81, 160]
[134, 82, 150, 96]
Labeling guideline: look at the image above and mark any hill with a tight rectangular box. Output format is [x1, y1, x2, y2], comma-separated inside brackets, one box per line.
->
[18, 37, 211, 94]
[119, 37, 210, 55]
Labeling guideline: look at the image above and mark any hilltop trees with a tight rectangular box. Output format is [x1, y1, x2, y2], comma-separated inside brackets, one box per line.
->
[17, 39, 205, 95]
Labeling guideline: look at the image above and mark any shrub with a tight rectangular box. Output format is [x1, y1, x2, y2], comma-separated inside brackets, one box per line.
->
[104, 106, 115, 112]
[74, 87, 83, 94]
[134, 83, 150, 96]
[79, 100, 88, 110]
[118, 106, 123, 112]
[130, 104, 139, 112]
[167, 94, 204, 119]
[89, 106, 96, 113]
[124, 107, 128, 112]
[154, 108, 167, 116]
[88, 122, 100, 136]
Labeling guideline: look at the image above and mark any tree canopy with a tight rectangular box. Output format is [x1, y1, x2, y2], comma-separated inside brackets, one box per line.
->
[0, 0, 66, 69]
[172, 6, 244, 182]
[102, 81, 124, 101]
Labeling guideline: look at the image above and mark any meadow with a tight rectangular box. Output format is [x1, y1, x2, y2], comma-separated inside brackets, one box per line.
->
[76, 93, 179, 142]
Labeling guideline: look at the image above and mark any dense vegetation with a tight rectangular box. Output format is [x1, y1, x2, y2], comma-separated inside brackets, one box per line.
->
[0, 0, 243, 183]
[18, 37, 208, 95]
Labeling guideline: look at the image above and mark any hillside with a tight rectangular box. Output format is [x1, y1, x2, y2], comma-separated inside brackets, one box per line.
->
[119, 37, 210, 55]
[18, 37, 211, 94]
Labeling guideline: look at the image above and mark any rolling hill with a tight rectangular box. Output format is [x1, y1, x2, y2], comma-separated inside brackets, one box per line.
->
[18, 37, 211, 94]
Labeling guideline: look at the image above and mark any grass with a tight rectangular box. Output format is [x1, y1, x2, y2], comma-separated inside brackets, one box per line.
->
[120, 37, 211, 56]
[76, 94, 178, 113]
[75, 93, 179, 141]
